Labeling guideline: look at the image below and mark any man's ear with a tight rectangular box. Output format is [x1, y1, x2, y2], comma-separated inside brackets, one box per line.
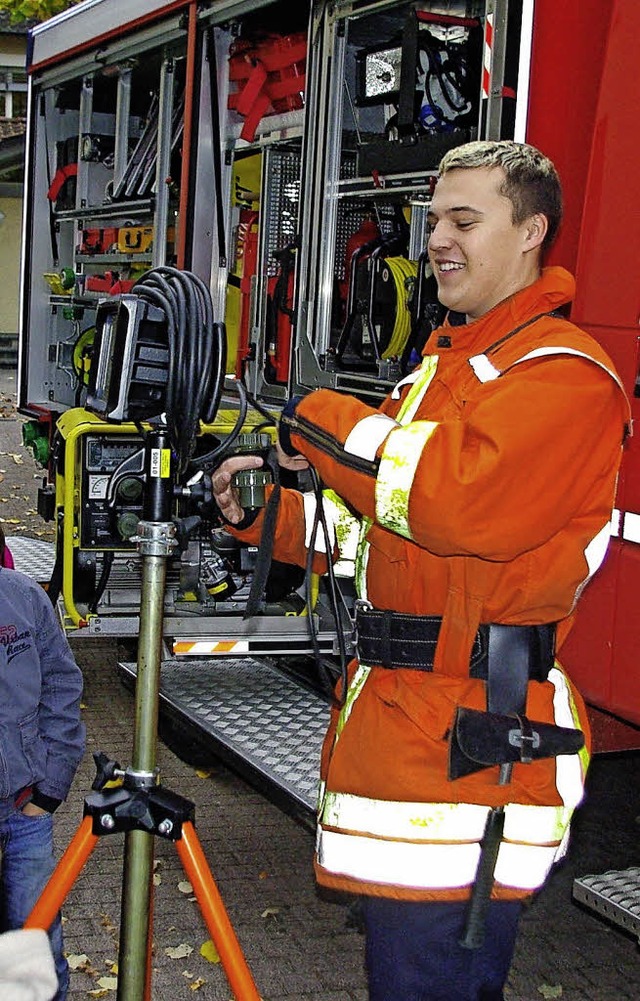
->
[523, 213, 548, 253]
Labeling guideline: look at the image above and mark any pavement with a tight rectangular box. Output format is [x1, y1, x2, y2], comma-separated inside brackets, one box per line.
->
[2, 365, 640, 1000]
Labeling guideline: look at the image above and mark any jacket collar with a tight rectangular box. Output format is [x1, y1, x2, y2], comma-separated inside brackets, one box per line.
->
[424, 267, 576, 357]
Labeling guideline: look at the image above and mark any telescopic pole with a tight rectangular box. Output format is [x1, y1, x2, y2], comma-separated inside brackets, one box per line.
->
[117, 428, 177, 1001]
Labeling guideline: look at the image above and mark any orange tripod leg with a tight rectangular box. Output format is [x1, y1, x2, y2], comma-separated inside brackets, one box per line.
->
[24, 815, 99, 931]
[176, 821, 261, 1001]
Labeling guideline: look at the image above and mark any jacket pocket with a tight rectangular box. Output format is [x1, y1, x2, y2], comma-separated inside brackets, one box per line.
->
[14, 709, 46, 789]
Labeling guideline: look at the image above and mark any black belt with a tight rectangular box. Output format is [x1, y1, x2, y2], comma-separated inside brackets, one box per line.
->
[353, 602, 555, 686]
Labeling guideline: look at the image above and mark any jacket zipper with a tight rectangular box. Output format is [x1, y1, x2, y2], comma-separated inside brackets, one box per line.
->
[282, 413, 379, 477]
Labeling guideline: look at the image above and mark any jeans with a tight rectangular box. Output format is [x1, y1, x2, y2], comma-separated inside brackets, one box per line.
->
[361, 896, 522, 1001]
[0, 809, 69, 1001]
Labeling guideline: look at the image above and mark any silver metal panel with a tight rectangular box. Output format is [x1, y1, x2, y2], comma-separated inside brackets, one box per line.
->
[5, 537, 55, 582]
[30, 0, 178, 69]
[573, 868, 640, 942]
[121, 657, 329, 812]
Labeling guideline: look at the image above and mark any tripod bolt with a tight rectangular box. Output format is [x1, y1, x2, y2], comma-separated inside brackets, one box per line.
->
[100, 813, 116, 830]
[157, 818, 174, 836]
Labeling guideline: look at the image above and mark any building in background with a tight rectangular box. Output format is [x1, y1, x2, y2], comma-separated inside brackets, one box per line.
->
[0, 12, 29, 366]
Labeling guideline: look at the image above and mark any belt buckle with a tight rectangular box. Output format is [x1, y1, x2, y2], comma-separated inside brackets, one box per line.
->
[350, 598, 373, 654]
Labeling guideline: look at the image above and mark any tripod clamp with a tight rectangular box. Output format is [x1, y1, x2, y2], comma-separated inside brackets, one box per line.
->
[86, 750, 195, 841]
[131, 519, 178, 558]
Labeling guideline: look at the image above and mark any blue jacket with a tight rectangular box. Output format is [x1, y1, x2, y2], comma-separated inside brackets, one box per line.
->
[0, 567, 85, 818]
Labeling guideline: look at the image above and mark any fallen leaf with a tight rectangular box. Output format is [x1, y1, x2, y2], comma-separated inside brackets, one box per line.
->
[87, 991, 110, 998]
[10, 454, 23, 465]
[165, 944, 193, 960]
[538, 986, 563, 999]
[96, 977, 118, 991]
[153, 873, 162, 886]
[260, 907, 280, 919]
[195, 769, 212, 779]
[258, 871, 269, 880]
[189, 978, 207, 991]
[178, 881, 193, 895]
[199, 940, 220, 964]
[66, 953, 90, 970]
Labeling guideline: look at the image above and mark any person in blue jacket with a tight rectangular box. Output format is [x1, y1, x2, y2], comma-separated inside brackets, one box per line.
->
[0, 527, 85, 1001]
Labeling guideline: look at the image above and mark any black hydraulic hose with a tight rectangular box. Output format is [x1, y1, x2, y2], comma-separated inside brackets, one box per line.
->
[131, 267, 227, 476]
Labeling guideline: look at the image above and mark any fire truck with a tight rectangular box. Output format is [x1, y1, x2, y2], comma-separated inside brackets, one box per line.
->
[17, 0, 640, 936]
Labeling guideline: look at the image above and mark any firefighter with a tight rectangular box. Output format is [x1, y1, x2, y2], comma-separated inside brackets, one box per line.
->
[211, 141, 630, 1001]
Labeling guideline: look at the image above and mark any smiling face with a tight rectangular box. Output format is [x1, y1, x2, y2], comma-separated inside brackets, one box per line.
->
[427, 166, 548, 321]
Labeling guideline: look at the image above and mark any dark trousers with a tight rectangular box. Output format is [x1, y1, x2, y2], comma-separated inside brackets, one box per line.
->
[361, 896, 522, 1001]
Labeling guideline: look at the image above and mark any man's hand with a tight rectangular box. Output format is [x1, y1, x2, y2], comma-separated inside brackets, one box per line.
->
[211, 454, 264, 525]
[22, 803, 47, 817]
[275, 440, 309, 472]
[212, 447, 309, 525]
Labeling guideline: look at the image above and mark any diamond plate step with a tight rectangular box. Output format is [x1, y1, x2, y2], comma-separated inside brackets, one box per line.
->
[573, 867, 640, 941]
[5, 536, 55, 582]
[119, 657, 330, 818]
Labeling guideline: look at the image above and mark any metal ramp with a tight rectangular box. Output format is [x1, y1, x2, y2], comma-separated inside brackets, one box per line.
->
[119, 657, 331, 819]
[573, 868, 640, 942]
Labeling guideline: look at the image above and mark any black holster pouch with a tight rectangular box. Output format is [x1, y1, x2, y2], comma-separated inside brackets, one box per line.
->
[448, 707, 585, 780]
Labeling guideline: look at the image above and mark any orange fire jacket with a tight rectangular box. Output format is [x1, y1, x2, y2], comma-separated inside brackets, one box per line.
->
[231, 267, 630, 901]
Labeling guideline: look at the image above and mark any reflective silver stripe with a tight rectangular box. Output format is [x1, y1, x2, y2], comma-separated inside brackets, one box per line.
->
[317, 828, 481, 889]
[622, 511, 640, 543]
[391, 367, 426, 399]
[375, 422, 439, 539]
[316, 828, 560, 891]
[468, 345, 626, 398]
[469, 353, 501, 382]
[577, 522, 612, 593]
[344, 414, 399, 461]
[493, 841, 564, 890]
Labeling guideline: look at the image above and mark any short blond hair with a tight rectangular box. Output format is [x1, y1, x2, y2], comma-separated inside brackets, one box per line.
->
[439, 140, 563, 248]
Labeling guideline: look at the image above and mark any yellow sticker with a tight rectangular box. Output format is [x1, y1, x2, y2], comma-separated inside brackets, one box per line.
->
[150, 448, 171, 478]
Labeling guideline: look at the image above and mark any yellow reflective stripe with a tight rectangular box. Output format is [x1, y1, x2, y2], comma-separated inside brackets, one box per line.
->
[323, 489, 361, 565]
[354, 517, 372, 598]
[334, 664, 371, 741]
[549, 665, 591, 781]
[396, 355, 439, 423]
[316, 828, 560, 891]
[321, 793, 489, 841]
[320, 790, 570, 847]
[375, 421, 438, 539]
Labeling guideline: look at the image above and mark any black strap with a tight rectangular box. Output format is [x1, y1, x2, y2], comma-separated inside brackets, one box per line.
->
[243, 453, 281, 619]
[206, 28, 227, 268]
[485, 623, 530, 715]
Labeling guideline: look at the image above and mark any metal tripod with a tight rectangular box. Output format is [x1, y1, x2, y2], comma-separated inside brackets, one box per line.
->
[25, 430, 260, 1000]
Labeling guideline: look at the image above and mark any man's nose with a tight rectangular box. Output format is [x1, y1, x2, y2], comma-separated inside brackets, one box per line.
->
[428, 222, 450, 252]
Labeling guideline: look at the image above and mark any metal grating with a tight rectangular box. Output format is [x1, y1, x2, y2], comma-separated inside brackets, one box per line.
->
[5, 536, 56, 582]
[573, 867, 640, 941]
[120, 657, 330, 814]
[263, 147, 302, 277]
